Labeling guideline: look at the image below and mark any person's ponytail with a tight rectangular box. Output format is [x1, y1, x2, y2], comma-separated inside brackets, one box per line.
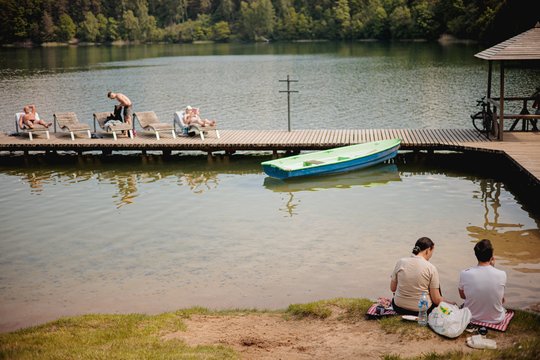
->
[412, 237, 434, 255]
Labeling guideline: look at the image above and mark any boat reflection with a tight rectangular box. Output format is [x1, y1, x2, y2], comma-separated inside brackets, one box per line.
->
[263, 163, 401, 217]
[468, 179, 540, 272]
[263, 163, 401, 193]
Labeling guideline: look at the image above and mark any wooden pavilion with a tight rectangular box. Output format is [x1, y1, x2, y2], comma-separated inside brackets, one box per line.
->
[474, 22, 540, 140]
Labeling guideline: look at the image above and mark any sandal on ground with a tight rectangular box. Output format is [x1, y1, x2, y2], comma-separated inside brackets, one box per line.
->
[466, 335, 497, 350]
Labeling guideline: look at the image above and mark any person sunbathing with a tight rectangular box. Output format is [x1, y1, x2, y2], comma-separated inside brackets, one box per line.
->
[184, 106, 216, 127]
[19, 105, 52, 129]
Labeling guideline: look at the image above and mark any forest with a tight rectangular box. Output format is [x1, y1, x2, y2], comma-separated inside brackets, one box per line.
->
[0, 0, 537, 45]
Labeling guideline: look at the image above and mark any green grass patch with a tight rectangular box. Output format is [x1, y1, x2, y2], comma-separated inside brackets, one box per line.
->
[1, 301, 538, 360]
[0, 312, 237, 360]
[286, 297, 373, 320]
[508, 309, 540, 333]
[379, 316, 435, 340]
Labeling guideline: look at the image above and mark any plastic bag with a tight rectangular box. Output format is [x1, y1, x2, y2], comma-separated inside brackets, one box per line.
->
[428, 302, 471, 338]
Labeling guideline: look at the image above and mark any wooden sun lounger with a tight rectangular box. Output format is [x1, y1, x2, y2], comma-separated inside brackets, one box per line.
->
[93, 112, 134, 141]
[53, 112, 91, 141]
[134, 111, 176, 140]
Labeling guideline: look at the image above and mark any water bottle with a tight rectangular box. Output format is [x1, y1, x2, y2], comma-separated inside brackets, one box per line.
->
[418, 291, 428, 326]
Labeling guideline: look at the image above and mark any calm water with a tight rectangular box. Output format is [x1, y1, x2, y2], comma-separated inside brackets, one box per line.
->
[1, 43, 539, 332]
[0, 153, 539, 332]
[1, 42, 539, 132]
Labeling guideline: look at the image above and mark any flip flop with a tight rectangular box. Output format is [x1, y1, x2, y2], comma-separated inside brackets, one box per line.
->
[466, 335, 497, 350]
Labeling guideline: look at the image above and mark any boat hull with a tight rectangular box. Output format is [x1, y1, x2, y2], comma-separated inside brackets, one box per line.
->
[262, 139, 401, 180]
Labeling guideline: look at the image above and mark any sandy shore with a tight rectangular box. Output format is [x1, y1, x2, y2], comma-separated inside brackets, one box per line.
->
[163, 311, 524, 359]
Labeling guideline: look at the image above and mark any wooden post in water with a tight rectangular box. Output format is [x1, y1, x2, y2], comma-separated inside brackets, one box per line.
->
[279, 75, 299, 132]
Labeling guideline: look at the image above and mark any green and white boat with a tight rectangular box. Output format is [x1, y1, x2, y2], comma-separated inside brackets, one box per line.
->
[261, 138, 401, 179]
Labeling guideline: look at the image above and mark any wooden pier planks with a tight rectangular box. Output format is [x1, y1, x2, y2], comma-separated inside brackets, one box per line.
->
[1, 129, 539, 183]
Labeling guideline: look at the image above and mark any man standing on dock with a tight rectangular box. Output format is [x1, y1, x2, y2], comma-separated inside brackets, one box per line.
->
[107, 92, 133, 126]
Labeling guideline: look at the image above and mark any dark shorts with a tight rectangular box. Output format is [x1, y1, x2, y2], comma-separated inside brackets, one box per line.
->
[123, 106, 132, 118]
[392, 298, 437, 316]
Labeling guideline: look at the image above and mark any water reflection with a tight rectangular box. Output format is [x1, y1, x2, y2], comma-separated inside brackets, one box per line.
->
[21, 171, 51, 194]
[263, 163, 400, 192]
[1, 153, 539, 332]
[264, 164, 400, 216]
[180, 172, 220, 194]
[4, 156, 238, 207]
[111, 173, 138, 208]
[468, 178, 540, 272]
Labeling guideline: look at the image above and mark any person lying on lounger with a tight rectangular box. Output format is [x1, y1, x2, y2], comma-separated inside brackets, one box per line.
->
[184, 105, 216, 127]
[19, 105, 52, 129]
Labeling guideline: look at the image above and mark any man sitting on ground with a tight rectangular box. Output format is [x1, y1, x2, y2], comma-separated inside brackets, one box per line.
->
[458, 239, 507, 323]
[19, 104, 52, 129]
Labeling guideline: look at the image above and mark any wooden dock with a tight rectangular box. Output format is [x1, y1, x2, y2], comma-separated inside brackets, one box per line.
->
[1, 128, 539, 184]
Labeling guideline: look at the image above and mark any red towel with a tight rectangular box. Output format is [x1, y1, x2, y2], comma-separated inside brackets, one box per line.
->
[469, 310, 514, 332]
[366, 303, 398, 317]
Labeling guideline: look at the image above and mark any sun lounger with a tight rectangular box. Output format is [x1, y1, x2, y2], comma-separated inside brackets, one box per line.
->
[93, 112, 134, 140]
[53, 112, 91, 141]
[173, 111, 220, 140]
[134, 111, 176, 140]
[15, 112, 50, 141]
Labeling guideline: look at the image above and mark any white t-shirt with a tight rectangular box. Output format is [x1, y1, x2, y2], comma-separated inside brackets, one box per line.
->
[459, 265, 506, 323]
[391, 255, 440, 311]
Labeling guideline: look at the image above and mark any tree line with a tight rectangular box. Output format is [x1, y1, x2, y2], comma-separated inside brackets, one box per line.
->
[0, 0, 536, 45]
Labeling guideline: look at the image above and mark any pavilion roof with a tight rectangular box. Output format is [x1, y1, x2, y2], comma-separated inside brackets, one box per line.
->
[475, 22, 540, 61]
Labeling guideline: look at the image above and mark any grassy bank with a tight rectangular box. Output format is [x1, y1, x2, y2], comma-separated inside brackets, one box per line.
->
[0, 298, 538, 359]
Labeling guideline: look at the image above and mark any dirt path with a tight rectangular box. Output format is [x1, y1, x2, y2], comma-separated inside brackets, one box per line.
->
[163, 313, 518, 359]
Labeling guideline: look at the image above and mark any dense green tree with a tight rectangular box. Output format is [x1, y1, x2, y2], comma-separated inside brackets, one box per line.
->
[410, 0, 439, 39]
[0, 0, 536, 44]
[389, 5, 412, 38]
[68, 0, 102, 23]
[79, 11, 100, 42]
[239, 0, 275, 41]
[41, 11, 56, 42]
[212, 20, 231, 41]
[333, 0, 351, 39]
[358, 0, 388, 39]
[215, 0, 235, 21]
[104, 16, 120, 41]
[56, 13, 76, 41]
[121, 10, 140, 41]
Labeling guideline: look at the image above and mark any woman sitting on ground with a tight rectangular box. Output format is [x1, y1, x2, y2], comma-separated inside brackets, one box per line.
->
[390, 237, 450, 315]
[183, 105, 216, 127]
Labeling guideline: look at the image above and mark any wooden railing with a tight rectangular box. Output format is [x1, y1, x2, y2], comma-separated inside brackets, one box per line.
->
[487, 96, 539, 140]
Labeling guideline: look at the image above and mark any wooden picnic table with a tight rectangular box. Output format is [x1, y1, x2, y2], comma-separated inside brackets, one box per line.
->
[487, 96, 540, 133]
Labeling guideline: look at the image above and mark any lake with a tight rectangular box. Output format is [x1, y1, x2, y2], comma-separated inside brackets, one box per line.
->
[1, 42, 539, 132]
[0, 43, 539, 332]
